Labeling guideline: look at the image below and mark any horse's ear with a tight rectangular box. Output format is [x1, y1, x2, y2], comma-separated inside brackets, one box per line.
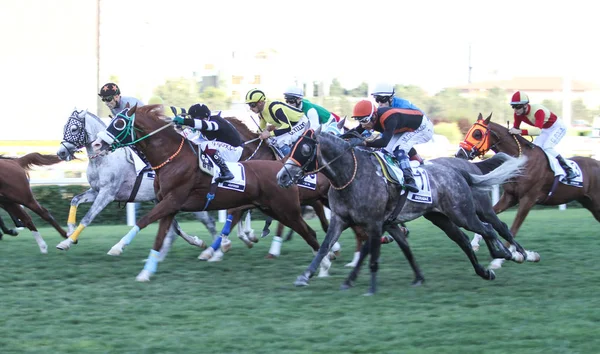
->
[315, 124, 323, 135]
[477, 113, 483, 121]
[127, 104, 137, 116]
[337, 116, 347, 130]
[484, 112, 492, 124]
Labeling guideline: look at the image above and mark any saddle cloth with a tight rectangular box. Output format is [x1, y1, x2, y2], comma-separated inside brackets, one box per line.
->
[543, 151, 583, 188]
[372, 151, 432, 204]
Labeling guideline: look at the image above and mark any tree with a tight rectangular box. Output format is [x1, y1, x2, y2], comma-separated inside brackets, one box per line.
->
[347, 82, 368, 97]
[199, 86, 232, 110]
[153, 77, 202, 109]
[329, 78, 345, 97]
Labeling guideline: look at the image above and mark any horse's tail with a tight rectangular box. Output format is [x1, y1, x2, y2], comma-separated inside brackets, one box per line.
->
[472, 152, 511, 174]
[460, 155, 528, 190]
[16, 153, 63, 170]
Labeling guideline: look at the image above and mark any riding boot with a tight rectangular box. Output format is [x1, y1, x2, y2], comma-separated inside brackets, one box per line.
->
[212, 151, 234, 183]
[556, 155, 577, 179]
[394, 149, 419, 193]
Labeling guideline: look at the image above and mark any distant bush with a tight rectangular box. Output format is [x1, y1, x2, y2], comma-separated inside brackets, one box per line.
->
[433, 122, 463, 145]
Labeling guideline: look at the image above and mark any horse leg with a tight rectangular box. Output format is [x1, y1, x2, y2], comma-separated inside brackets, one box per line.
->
[241, 210, 255, 241]
[0, 213, 18, 237]
[159, 218, 207, 261]
[193, 211, 218, 241]
[310, 202, 341, 259]
[476, 207, 528, 262]
[294, 213, 349, 286]
[2, 202, 48, 254]
[346, 225, 367, 267]
[469, 192, 519, 252]
[17, 196, 67, 241]
[265, 221, 286, 258]
[341, 237, 370, 290]
[424, 212, 495, 281]
[261, 215, 273, 238]
[66, 188, 98, 236]
[386, 224, 425, 286]
[579, 196, 600, 223]
[137, 213, 176, 282]
[366, 226, 384, 296]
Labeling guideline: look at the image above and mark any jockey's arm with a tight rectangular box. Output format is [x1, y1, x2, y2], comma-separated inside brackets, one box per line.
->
[365, 121, 394, 148]
[533, 109, 548, 129]
[179, 118, 220, 132]
[513, 114, 529, 135]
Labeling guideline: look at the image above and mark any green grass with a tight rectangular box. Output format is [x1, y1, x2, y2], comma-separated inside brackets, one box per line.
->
[0, 209, 598, 353]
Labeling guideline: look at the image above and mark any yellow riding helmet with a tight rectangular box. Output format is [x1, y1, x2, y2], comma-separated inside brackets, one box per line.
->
[245, 88, 266, 103]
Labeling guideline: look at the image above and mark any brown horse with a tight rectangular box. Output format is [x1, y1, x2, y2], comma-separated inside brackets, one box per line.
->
[0, 153, 68, 253]
[91, 105, 333, 281]
[222, 117, 334, 257]
[456, 113, 600, 266]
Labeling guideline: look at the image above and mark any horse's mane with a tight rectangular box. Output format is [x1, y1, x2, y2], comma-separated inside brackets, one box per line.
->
[224, 117, 258, 138]
[74, 109, 106, 128]
[0, 155, 14, 160]
[487, 120, 536, 150]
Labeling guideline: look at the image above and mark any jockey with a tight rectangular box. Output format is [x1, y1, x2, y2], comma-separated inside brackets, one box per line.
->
[172, 103, 244, 183]
[283, 85, 341, 128]
[509, 91, 577, 179]
[371, 82, 427, 165]
[349, 100, 434, 193]
[98, 82, 144, 118]
[245, 88, 308, 157]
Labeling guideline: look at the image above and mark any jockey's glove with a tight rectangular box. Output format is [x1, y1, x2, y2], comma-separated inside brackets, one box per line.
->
[172, 116, 195, 127]
[508, 127, 522, 135]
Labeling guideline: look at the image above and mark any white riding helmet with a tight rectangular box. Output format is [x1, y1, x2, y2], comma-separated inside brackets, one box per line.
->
[283, 85, 304, 99]
[371, 83, 395, 97]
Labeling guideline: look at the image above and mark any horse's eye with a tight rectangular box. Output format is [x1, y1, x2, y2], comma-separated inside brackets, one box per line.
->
[473, 129, 483, 140]
[113, 118, 126, 131]
[301, 144, 312, 157]
[70, 125, 78, 133]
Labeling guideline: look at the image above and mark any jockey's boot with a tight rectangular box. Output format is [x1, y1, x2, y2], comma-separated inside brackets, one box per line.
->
[556, 155, 577, 179]
[395, 149, 419, 193]
[212, 151, 234, 183]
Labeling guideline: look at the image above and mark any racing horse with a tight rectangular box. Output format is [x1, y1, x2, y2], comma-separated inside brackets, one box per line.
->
[277, 127, 528, 295]
[455, 113, 600, 267]
[0, 210, 23, 239]
[56, 109, 216, 258]
[217, 117, 338, 259]
[91, 104, 332, 282]
[0, 153, 68, 252]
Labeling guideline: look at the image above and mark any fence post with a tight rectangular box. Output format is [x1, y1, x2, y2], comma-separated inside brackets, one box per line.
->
[126, 203, 136, 226]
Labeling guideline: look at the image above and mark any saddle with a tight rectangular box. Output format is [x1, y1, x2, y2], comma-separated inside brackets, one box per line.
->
[372, 150, 404, 185]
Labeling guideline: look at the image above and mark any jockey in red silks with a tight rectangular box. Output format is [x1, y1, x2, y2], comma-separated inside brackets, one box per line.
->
[509, 91, 577, 179]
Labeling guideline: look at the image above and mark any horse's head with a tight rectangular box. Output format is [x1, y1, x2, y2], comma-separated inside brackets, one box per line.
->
[277, 129, 318, 188]
[455, 112, 496, 160]
[277, 126, 356, 188]
[92, 105, 140, 153]
[57, 109, 89, 161]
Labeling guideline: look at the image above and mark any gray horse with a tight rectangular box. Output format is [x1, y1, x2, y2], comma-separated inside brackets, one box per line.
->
[56, 109, 216, 257]
[276, 127, 528, 295]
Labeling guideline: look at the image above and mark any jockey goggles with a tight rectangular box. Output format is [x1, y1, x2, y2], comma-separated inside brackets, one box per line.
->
[355, 115, 373, 124]
[102, 96, 115, 102]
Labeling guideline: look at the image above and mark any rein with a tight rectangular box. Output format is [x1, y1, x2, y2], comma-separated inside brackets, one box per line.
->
[302, 142, 358, 191]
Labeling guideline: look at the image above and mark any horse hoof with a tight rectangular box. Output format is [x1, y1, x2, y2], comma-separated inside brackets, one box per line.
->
[471, 243, 480, 252]
[265, 253, 277, 259]
[207, 251, 224, 262]
[221, 240, 232, 253]
[511, 252, 525, 263]
[344, 262, 357, 268]
[56, 239, 73, 251]
[317, 270, 329, 278]
[198, 248, 214, 261]
[135, 270, 152, 282]
[526, 251, 541, 262]
[261, 229, 270, 238]
[39, 244, 48, 254]
[238, 234, 254, 248]
[340, 283, 352, 291]
[192, 237, 207, 250]
[488, 270, 496, 280]
[488, 258, 504, 270]
[411, 278, 424, 286]
[107, 244, 124, 256]
[7, 229, 19, 236]
[294, 276, 309, 287]
[327, 252, 337, 261]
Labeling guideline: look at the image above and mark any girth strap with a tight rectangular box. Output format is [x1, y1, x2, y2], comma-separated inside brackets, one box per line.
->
[385, 190, 409, 226]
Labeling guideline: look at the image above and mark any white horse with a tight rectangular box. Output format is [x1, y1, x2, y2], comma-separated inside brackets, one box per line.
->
[56, 109, 216, 259]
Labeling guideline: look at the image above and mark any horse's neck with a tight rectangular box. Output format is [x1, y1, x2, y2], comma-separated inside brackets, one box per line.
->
[317, 139, 355, 183]
[84, 116, 107, 156]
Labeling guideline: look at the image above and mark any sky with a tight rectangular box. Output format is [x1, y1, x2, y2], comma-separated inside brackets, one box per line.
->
[0, 0, 598, 141]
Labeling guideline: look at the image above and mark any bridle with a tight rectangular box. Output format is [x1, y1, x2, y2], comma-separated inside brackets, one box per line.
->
[458, 120, 524, 159]
[282, 134, 358, 191]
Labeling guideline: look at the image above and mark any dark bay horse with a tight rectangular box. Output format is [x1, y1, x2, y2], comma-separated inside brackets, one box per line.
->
[91, 105, 332, 281]
[455, 113, 600, 268]
[277, 127, 528, 295]
[0, 153, 68, 252]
